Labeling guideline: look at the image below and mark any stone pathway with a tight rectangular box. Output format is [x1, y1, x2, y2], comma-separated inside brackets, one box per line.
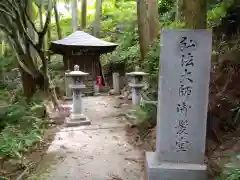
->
[29, 96, 144, 180]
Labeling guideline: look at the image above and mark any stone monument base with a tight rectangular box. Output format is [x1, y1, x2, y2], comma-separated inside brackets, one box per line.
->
[94, 92, 101, 96]
[63, 96, 72, 100]
[65, 115, 91, 127]
[145, 152, 207, 180]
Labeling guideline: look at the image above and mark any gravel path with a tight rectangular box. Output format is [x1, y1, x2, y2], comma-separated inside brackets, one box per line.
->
[29, 96, 144, 180]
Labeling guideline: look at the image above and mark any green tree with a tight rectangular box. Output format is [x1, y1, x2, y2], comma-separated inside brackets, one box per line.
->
[0, 0, 61, 108]
[71, 0, 78, 31]
[81, 0, 87, 29]
[94, 0, 102, 37]
[137, 0, 159, 62]
[54, 0, 62, 39]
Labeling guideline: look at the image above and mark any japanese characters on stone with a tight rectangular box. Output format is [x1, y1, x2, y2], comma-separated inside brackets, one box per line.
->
[175, 36, 197, 152]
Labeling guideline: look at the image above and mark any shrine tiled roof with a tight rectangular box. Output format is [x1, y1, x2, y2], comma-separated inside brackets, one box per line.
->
[50, 31, 118, 54]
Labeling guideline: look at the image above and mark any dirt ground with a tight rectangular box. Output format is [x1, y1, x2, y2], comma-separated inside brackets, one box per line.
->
[27, 95, 145, 180]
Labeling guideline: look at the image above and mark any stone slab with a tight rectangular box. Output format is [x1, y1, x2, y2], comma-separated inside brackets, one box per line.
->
[94, 93, 101, 96]
[63, 96, 73, 100]
[156, 29, 212, 164]
[65, 116, 91, 127]
[99, 86, 111, 93]
[145, 152, 206, 180]
[128, 83, 145, 88]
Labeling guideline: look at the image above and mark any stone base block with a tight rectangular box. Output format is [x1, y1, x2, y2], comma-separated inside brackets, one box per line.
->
[63, 96, 72, 100]
[65, 116, 91, 127]
[99, 86, 110, 93]
[145, 152, 207, 180]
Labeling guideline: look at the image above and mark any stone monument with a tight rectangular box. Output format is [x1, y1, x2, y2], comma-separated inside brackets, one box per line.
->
[93, 80, 100, 96]
[64, 70, 73, 100]
[65, 65, 91, 127]
[126, 67, 148, 105]
[112, 72, 120, 95]
[145, 29, 212, 180]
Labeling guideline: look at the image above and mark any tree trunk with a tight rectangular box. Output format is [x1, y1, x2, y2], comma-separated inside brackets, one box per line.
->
[81, 0, 87, 29]
[18, 56, 45, 98]
[19, 66, 37, 98]
[94, 0, 102, 37]
[0, 38, 5, 81]
[1, 39, 4, 55]
[47, 19, 52, 48]
[54, 1, 62, 39]
[137, 0, 151, 61]
[148, 0, 159, 42]
[27, 0, 35, 40]
[71, 0, 79, 32]
[0, 0, 62, 110]
[182, 0, 207, 29]
[27, 0, 37, 64]
[175, 0, 184, 22]
[39, 0, 46, 52]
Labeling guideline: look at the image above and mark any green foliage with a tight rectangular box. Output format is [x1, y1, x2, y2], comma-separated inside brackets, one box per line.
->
[101, 28, 139, 76]
[139, 103, 157, 125]
[100, 0, 236, 126]
[0, 55, 17, 72]
[0, 102, 45, 161]
[100, 1, 138, 75]
[0, 119, 43, 160]
[207, 0, 234, 27]
[48, 55, 64, 74]
[51, 17, 72, 40]
[157, 0, 174, 15]
[48, 55, 65, 93]
[217, 155, 240, 180]
[143, 41, 160, 87]
[0, 81, 46, 162]
[101, 1, 137, 35]
[0, 176, 8, 180]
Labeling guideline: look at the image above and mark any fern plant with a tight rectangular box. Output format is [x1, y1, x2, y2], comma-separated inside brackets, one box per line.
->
[217, 155, 240, 180]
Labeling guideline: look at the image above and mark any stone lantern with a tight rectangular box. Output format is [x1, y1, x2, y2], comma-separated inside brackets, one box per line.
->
[65, 65, 91, 126]
[126, 67, 148, 105]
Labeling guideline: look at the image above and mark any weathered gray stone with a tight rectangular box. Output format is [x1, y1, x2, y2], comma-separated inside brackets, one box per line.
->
[146, 152, 206, 180]
[113, 72, 120, 95]
[65, 65, 91, 126]
[156, 29, 212, 164]
[64, 70, 73, 100]
[146, 29, 212, 180]
[65, 116, 91, 127]
[126, 69, 148, 105]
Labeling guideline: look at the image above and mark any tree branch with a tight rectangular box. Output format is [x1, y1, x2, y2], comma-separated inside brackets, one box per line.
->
[2, 0, 49, 74]
[0, 24, 13, 38]
[37, 0, 53, 53]
[41, 0, 53, 35]
[13, 10, 39, 54]
[39, 0, 44, 29]
[1, 13, 25, 53]
[9, 40, 36, 77]
[54, 0, 62, 39]
[1, 3, 39, 72]
[0, 5, 16, 20]
[23, 1, 39, 33]
[4, 0, 19, 16]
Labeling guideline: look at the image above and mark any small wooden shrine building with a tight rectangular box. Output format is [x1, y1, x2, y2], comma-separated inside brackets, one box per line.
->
[50, 31, 118, 90]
